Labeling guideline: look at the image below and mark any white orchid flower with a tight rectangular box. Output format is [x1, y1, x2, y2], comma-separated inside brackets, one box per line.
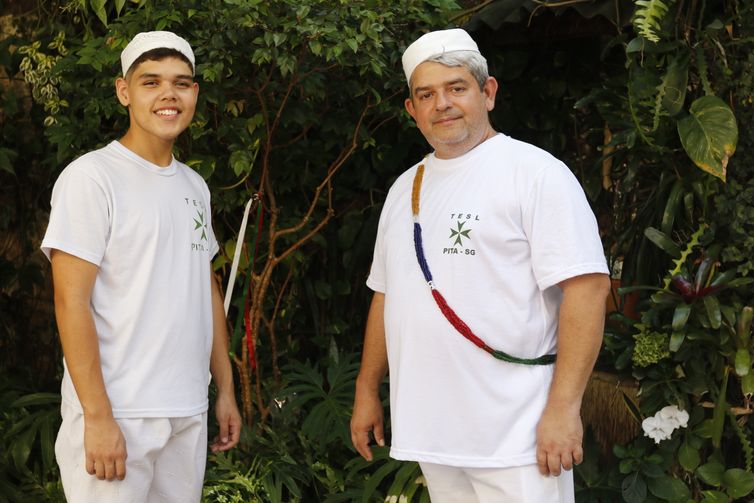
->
[642, 415, 675, 444]
[658, 405, 689, 429]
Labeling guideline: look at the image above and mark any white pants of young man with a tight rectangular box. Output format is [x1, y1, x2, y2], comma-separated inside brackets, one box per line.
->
[419, 462, 575, 503]
[55, 403, 207, 503]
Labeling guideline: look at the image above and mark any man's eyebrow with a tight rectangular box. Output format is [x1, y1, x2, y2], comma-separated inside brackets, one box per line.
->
[412, 78, 470, 95]
[444, 78, 470, 87]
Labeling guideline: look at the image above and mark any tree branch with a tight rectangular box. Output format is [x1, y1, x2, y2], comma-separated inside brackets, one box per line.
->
[273, 96, 372, 243]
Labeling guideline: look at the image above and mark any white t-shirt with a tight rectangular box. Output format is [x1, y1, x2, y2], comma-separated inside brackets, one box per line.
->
[367, 134, 608, 467]
[41, 141, 219, 418]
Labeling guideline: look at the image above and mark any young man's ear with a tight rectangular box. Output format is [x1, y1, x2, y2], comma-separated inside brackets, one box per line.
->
[115, 77, 130, 107]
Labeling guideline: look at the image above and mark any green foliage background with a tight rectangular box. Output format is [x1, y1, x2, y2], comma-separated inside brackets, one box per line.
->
[3, 0, 754, 501]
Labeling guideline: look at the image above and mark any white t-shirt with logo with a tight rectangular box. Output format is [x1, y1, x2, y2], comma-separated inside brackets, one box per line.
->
[41, 140, 219, 418]
[367, 134, 608, 467]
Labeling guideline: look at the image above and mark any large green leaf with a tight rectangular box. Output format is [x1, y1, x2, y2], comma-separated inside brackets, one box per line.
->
[645, 227, 681, 257]
[660, 181, 685, 235]
[704, 296, 722, 329]
[734, 349, 751, 377]
[89, 0, 108, 26]
[662, 53, 689, 117]
[700, 490, 729, 503]
[677, 96, 738, 181]
[679, 442, 700, 472]
[723, 469, 754, 499]
[698, 461, 725, 487]
[669, 331, 686, 352]
[622, 473, 647, 503]
[673, 303, 692, 331]
[736, 306, 753, 349]
[742, 373, 754, 397]
[647, 475, 691, 500]
[10, 392, 61, 408]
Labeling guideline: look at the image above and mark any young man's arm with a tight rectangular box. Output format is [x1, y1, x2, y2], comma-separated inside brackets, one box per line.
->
[51, 249, 127, 481]
[536, 272, 610, 476]
[208, 272, 242, 452]
[351, 292, 388, 461]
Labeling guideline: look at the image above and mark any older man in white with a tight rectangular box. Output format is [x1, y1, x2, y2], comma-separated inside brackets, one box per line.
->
[351, 28, 610, 502]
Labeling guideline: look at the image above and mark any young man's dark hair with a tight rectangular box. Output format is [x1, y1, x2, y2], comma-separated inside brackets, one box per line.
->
[126, 47, 195, 78]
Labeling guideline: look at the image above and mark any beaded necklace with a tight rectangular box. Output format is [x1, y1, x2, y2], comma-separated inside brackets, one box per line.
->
[411, 160, 556, 366]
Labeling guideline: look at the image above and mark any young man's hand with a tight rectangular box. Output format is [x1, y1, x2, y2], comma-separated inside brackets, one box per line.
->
[211, 393, 242, 453]
[84, 415, 128, 480]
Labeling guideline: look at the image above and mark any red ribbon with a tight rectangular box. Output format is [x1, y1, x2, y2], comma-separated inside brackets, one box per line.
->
[244, 196, 265, 370]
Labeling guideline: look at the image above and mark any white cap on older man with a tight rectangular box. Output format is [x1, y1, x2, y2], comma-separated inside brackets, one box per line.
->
[401, 28, 480, 85]
[120, 31, 195, 76]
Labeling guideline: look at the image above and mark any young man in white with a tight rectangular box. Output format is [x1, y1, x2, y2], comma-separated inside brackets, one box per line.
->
[41, 31, 241, 502]
[351, 28, 611, 502]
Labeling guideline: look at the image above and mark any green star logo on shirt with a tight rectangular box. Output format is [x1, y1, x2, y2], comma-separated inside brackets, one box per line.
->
[194, 210, 208, 241]
[449, 220, 471, 247]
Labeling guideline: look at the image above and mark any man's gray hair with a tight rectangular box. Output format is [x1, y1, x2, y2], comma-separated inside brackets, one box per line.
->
[423, 50, 489, 90]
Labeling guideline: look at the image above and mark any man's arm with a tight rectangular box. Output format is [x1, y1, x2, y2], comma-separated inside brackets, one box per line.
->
[208, 271, 242, 453]
[351, 292, 388, 461]
[51, 249, 127, 481]
[536, 272, 610, 476]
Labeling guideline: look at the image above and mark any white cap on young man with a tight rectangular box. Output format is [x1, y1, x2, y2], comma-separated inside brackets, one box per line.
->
[120, 31, 195, 76]
[401, 28, 480, 85]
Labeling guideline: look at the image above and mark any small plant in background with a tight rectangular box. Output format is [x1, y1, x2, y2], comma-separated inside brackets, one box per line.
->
[611, 225, 754, 501]
[0, 378, 64, 503]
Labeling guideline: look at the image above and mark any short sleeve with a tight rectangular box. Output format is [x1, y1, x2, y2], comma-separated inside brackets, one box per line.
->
[365, 203, 388, 293]
[205, 187, 220, 259]
[40, 166, 110, 265]
[523, 162, 608, 290]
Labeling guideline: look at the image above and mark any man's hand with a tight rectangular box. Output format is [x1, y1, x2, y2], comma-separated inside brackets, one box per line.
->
[351, 293, 389, 462]
[84, 415, 127, 481]
[350, 387, 385, 461]
[535, 403, 583, 476]
[535, 273, 608, 476]
[210, 393, 242, 453]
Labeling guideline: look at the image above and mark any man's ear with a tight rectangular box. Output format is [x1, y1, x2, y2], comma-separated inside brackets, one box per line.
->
[115, 77, 129, 107]
[483, 77, 498, 112]
[405, 97, 417, 121]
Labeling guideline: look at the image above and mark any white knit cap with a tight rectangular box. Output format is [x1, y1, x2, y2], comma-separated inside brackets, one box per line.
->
[401, 28, 480, 85]
[120, 31, 195, 76]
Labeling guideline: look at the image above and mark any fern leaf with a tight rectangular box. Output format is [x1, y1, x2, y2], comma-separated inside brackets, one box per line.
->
[696, 47, 714, 96]
[662, 224, 706, 289]
[634, 0, 673, 43]
[653, 77, 667, 132]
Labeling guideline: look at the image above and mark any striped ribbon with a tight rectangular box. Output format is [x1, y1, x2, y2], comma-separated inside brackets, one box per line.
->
[411, 163, 556, 366]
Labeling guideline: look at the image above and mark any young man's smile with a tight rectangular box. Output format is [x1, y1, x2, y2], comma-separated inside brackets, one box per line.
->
[154, 107, 180, 118]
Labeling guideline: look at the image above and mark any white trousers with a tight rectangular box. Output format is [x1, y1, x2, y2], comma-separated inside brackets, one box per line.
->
[55, 402, 207, 503]
[419, 462, 575, 503]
